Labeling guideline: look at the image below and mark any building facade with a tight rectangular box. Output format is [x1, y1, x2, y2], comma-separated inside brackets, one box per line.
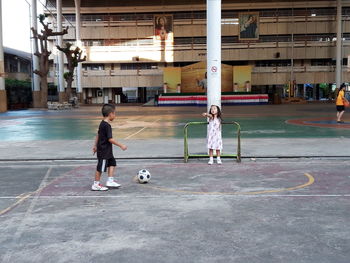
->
[4, 47, 32, 81]
[46, 0, 350, 104]
[3, 47, 32, 110]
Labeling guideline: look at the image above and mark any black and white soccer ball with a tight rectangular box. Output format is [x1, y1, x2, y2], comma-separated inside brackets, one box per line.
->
[137, 169, 151, 184]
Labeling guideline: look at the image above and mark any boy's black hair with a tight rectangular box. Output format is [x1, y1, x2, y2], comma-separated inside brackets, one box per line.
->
[208, 105, 222, 121]
[102, 104, 116, 117]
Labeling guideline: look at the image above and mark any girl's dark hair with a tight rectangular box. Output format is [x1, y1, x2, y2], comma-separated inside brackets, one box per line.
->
[208, 105, 222, 121]
[337, 83, 346, 98]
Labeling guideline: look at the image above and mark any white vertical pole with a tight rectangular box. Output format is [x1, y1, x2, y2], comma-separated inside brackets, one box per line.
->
[291, 7, 294, 97]
[57, 0, 65, 95]
[74, 0, 82, 96]
[207, 0, 221, 111]
[336, 0, 342, 88]
[0, 0, 5, 92]
[31, 0, 40, 92]
[0, 0, 6, 112]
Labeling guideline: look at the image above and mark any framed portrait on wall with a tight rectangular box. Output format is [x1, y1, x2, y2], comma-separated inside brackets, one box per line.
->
[239, 12, 259, 41]
[154, 15, 173, 41]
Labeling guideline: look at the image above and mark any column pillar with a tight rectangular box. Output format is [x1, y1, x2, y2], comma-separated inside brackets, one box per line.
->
[57, 0, 65, 102]
[74, 0, 83, 103]
[336, 0, 342, 89]
[312, 85, 316, 100]
[0, 0, 7, 112]
[206, 0, 221, 111]
[316, 84, 320, 100]
[31, 0, 41, 107]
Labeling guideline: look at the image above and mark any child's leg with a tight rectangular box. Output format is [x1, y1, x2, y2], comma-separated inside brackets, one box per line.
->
[106, 166, 120, 187]
[92, 160, 109, 190]
[208, 149, 214, 164]
[107, 166, 115, 178]
[338, 110, 345, 121]
[216, 150, 222, 164]
[95, 171, 102, 182]
[92, 170, 108, 190]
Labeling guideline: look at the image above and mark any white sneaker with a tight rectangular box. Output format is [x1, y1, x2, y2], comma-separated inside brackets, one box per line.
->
[208, 158, 214, 165]
[106, 180, 121, 188]
[217, 158, 222, 165]
[91, 183, 108, 191]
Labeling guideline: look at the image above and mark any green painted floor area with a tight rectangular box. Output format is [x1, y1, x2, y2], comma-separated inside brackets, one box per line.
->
[176, 116, 350, 139]
[0, 104, 349, 141]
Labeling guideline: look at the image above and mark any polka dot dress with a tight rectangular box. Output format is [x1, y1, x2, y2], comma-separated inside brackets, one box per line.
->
[207, 117, 222, 150]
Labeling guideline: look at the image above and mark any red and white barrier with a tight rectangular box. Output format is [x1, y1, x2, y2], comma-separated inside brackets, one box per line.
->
[158, 94, 268, 106]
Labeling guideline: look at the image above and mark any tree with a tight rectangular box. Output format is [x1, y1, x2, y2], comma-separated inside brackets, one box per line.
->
[31, 14, 68, 107]
[56, 42, 86, 100]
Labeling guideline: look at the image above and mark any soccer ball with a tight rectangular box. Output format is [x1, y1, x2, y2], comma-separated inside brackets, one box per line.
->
[137, 169, 151, 184]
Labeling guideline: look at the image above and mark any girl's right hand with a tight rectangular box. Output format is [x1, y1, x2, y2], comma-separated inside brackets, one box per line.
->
[202, 113, 207, 117]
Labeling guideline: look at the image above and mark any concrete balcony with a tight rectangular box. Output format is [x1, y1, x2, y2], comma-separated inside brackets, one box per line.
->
[77, 41, 349, 63]
[252, 68, 350, 85]
[6, 72, 31, 81]
[71, 69, 163, 88]
[252, 66, 336, 73]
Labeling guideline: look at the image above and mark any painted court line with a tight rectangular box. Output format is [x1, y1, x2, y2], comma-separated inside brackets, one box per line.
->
[142, 173, 315, 196]
[1, 167, 52, 263]
[124, 118, 161, 139]
[0, 194, 349, 199]
[0, 193, 33, 216]
[0, 166, 83, 217]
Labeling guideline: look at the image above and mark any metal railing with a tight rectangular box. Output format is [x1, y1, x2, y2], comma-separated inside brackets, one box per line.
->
[184, 121, 241, 163]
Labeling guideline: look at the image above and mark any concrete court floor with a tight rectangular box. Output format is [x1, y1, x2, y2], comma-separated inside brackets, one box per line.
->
[0, 159, 349, 263]
[0, 103, 349, 262]
[0, 103, 350, 160]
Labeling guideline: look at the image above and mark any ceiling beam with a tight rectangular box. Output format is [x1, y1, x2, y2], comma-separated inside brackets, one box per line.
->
[46, 1, 344, 14]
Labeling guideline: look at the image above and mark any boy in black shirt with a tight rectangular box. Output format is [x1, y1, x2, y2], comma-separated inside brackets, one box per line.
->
[92, 104, 127, 191]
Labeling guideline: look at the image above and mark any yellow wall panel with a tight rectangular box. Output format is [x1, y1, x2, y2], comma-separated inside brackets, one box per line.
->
[233, 66, 252, 91]
[163, 67, 181, 92]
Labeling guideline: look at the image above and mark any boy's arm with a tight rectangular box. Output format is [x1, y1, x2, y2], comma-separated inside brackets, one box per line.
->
[109, 138, 127, 151]
[92, 134, 98, 154]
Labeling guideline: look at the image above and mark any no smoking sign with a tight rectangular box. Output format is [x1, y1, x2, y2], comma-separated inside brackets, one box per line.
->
[211, 66, 217, 73]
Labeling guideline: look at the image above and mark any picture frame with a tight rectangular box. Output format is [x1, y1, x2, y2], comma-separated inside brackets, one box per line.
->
[154, 15, 173, 41]
[239, 12, 259, 41]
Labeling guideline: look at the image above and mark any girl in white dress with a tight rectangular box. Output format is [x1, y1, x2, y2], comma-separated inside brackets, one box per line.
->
[202, 105, 223, 165]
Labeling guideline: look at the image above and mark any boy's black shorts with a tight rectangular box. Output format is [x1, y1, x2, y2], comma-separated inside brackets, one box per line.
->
[97, 158, 116, 172]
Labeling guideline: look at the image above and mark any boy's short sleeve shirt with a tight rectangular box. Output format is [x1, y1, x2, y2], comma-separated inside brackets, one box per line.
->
[97, 121, 113, 159]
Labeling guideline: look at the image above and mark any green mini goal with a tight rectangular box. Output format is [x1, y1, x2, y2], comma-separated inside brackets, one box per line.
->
[184, 121, 241, 163]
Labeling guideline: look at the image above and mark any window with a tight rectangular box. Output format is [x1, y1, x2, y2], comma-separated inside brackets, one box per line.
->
[120, 63, 158, 70]
[135, 13, 153, 21]
[20, 61, 30, 73]
[83, 64, 105, 70]
[82, 14, 104, 22]
[310, 59, 333, 66]
[255, 60, 291, 67]
[222, 36, 238, 43]
[8, 58, 18, 73]
[174, 38, 193, 45]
